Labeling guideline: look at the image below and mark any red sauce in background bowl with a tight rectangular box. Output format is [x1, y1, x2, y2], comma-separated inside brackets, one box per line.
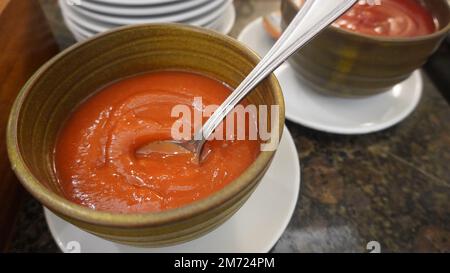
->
[54, 71, 260, 213]
[333, 0, 438, 37]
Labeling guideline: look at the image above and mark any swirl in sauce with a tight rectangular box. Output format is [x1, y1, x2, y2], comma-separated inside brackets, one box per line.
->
[333, 0, 437, 37]
[54, 71, 261, 213]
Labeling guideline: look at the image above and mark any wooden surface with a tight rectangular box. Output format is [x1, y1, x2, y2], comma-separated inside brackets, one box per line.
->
[0, 0, 59, 251]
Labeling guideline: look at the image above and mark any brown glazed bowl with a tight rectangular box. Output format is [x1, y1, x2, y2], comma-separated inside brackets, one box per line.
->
[7, 24, 285, 246]
[281, 0, 450, 97]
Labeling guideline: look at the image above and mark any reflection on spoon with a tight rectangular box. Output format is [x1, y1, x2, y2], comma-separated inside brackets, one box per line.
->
[136, 140, 212, 163]
[136, 141, 191, 157]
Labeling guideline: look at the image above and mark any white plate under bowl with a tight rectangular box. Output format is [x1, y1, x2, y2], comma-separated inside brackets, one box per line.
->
[45, 126, 301, 253]
[80, 0, 211, 16]
[238, 18, 423, 135]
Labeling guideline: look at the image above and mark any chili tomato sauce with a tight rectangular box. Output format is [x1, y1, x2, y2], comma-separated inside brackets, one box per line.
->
[333, 0, 437, 37]
[54, 71, 261, 213]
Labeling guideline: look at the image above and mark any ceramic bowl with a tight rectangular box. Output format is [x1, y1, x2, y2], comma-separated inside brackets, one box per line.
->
[281, 0, 450, 97]
[7, 24, 285, 246]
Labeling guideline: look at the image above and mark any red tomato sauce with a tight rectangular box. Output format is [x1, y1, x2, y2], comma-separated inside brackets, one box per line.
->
[333, 0, 437, 37]
[54, 71, 260, 213]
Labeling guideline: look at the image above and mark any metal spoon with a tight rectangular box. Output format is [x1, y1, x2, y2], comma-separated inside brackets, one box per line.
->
[137, 0, 357, 163]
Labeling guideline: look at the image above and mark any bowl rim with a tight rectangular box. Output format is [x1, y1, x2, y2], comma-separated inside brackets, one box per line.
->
[6, 24, 285, 228]
[285, 0, 450, 42]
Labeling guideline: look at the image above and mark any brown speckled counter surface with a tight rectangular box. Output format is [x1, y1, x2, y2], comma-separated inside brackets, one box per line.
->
[8, 0, 450, 253]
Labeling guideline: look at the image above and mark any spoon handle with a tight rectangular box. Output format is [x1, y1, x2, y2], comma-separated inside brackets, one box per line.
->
[197, 0, 357, 140]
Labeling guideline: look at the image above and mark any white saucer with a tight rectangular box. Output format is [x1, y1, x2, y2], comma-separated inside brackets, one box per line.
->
[238, 18, 423, 135]
[45, 126, 300, 253]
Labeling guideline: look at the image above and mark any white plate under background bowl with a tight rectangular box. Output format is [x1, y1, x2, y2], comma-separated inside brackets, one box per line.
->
[238, 18, 423, 135]
[45, 126, 301, 253]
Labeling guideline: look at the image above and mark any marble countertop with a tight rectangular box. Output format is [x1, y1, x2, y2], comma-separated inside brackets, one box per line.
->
[8, 0, 450, 253]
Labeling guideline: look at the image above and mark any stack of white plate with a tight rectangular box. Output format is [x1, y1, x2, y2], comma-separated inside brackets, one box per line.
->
[59, 0, 236, 42]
